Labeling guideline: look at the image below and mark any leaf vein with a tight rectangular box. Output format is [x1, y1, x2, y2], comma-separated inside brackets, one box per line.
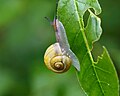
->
[94, 65, 111, 74]
[74, 0, 105, 95]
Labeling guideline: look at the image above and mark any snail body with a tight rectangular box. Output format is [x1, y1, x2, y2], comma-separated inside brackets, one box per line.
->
[44, 43, 71, 73]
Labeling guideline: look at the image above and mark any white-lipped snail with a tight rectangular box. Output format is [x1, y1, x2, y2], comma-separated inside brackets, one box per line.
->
[44, 18, 80, 73]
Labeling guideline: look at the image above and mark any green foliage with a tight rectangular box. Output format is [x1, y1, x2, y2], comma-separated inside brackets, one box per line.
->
[57, 0, 119, 95]
[0, 0, 119, 96]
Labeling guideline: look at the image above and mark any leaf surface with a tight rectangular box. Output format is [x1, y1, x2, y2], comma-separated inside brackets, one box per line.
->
[57, 0, 119, 95]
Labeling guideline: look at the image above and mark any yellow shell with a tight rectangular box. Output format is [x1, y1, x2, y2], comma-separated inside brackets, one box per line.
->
[44, 43, 71, 73]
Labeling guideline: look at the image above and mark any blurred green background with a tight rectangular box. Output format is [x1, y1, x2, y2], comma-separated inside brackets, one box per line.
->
[0, 0, 119, 96]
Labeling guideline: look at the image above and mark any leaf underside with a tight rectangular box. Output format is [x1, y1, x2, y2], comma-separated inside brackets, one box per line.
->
[57, 0, 119, 96]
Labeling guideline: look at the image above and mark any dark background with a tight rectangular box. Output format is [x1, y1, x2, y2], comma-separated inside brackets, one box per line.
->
[0, 0, 119, 96]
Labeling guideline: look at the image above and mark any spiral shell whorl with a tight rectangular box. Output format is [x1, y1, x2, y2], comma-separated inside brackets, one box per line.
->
[44, 43, 71, 73]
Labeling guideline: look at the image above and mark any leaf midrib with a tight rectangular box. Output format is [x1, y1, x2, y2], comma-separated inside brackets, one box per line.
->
[73, 0, 105, 95]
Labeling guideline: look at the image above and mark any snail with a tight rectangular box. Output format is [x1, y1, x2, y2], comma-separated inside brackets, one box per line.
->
[44, 18, 80, 73]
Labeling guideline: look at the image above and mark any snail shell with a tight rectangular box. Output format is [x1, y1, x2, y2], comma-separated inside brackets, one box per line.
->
[44, 43, 71, 73]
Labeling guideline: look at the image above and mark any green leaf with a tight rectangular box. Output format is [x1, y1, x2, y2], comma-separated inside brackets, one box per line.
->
[85, 10, 102, 49]
[57, 0, 119, 96]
